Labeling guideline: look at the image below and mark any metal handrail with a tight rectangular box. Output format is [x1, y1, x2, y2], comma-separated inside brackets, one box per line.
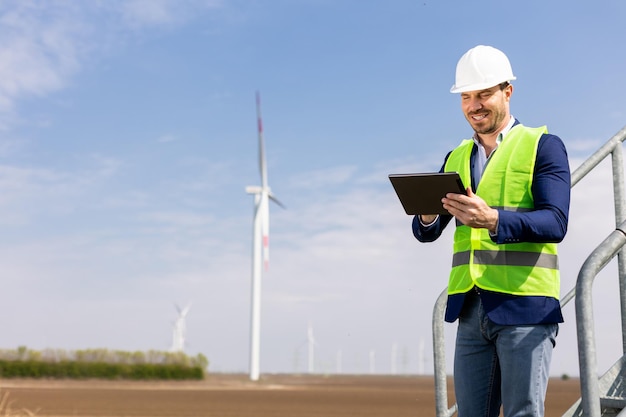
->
[575, 222, 626, 417]
[431, 125, 626, 417]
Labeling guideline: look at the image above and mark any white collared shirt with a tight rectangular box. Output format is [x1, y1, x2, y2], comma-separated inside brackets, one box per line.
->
[472, 115, 515, 185]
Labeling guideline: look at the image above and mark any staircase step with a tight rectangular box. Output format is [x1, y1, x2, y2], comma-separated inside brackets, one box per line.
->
[601, 396, 626, 409]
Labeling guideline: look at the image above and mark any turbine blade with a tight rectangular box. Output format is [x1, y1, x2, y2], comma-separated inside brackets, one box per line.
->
[256, 91, 268, 188]
[261, 195, 270, 270]
[268, 192, 286, 209]
[253, 92, 284, 273]
[182, 303, 192, 316]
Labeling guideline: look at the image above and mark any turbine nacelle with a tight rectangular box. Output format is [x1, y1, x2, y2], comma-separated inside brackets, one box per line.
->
[245, 185, 273, 196]
[245, 185, 263, 195]
[246, 185, 284, 208]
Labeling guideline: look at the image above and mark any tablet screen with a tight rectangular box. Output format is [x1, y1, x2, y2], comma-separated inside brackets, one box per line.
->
[388, 172, 466, 215]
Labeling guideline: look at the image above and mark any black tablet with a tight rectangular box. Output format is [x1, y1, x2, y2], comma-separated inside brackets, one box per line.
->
[388, 172, 467, 215]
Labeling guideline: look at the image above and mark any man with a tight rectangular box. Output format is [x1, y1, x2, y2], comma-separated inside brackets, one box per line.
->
[413, 45, 570, 417]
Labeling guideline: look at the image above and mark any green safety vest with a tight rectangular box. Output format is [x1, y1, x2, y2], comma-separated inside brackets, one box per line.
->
[443, 124, 560, 298]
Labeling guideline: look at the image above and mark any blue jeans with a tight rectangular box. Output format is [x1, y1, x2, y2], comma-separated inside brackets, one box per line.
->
[453, 291, 558, 417]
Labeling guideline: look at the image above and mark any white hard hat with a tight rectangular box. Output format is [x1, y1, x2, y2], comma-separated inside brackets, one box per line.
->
[450, 45, 516, 93]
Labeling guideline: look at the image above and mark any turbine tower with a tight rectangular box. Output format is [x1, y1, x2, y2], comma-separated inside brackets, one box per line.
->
[307, 322, 316, 374]
[246, 91, 284, 381]
[418, 337, 426, 375]
[171, 303, 191, 352]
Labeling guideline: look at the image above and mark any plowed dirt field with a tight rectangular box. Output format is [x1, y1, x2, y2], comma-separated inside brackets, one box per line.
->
[0, 374, 581, 417]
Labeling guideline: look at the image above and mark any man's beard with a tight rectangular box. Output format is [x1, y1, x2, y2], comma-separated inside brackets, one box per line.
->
[467, 111, 504, 136]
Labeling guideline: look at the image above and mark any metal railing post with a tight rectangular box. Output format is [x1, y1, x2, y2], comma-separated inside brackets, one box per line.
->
[433, 288, 455, 417]
[611, 145, 626, 354]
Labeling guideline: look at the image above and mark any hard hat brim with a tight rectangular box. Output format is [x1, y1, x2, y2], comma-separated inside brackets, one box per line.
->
[450, 76, 516, 94]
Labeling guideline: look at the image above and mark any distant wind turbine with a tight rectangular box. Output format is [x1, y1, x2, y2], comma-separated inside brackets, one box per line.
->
[307, 322, 319, 374]
[246, 91, 284, 381]
[418, 338, 426, 375]
[171, 303, 191, 352]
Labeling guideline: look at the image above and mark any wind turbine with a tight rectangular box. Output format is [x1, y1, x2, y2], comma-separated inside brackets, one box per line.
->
[171, 303, 191, 352]
[307, 322, 318, 374]
[246, 91, 284, 381]
[418, 337, 426, 375]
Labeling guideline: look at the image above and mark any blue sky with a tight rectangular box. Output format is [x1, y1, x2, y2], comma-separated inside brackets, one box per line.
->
[1, 0, 626, 377]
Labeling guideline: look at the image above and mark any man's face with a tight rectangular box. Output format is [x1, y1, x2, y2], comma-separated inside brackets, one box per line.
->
[461, 84, 512, 137]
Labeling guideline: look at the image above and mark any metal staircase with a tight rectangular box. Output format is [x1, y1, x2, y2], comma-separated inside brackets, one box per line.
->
[564, 355, 626, 416]
[431, 125, 626, 417]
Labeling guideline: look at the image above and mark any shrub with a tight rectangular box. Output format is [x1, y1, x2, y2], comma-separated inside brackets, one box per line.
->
[0, 347, 208, 380]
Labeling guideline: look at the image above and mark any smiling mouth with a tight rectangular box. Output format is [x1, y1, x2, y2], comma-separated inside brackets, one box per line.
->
[471, 113, 488, 121]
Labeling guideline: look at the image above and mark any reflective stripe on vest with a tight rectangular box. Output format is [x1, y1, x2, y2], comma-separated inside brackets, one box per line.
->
[443, 124, 560, 299]
[452, 250, 558, 269]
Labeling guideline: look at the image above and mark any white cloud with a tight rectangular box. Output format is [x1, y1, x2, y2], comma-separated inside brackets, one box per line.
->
[0, 1, 223, 128]
[138, 210, 216, 229]
[287, 165, 358, 189]
[0, 154, 122, 218]
[0, 2, 86, 121]
[117, 0, 222, 27]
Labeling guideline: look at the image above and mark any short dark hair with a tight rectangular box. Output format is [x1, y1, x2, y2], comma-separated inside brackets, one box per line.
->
[499, 81, 510, 90]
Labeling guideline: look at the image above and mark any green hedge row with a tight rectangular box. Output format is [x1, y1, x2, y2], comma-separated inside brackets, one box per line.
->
[0, 359, 204, 380]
